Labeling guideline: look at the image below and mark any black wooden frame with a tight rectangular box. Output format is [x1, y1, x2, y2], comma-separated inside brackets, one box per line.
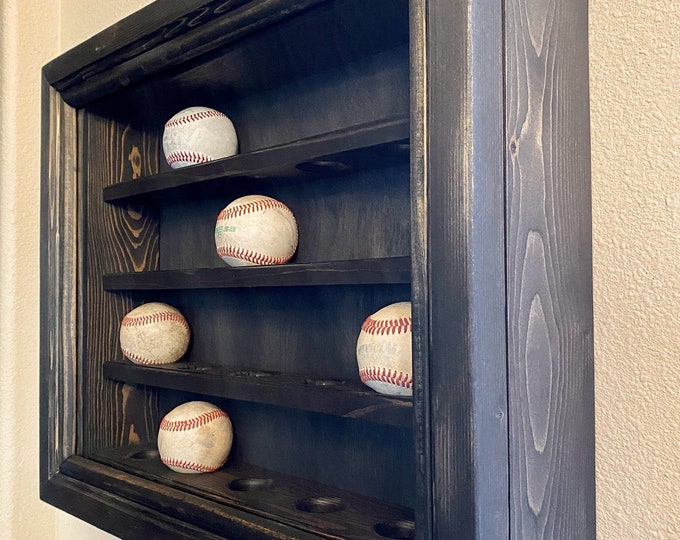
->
[40, 0, 595, 538]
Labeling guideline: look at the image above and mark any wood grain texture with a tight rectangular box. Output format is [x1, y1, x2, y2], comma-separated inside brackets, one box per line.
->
[43, 0, 244, 85]
[102, 257, 411, 290]
[47, 0, 409, 111]
[156, 398, 416, 509]
[40, 80, 79, 482]
[39, 0, 596, 536]
[103, 117, 409, 203]
[80, 111, 162, 454]
[505, 0, 595, 537]
[408, 3, 432, 536]
[46, 0, 329, 107]
[133, 284, 409, 380]
[63, 452, 413, 539]
[103, 361, 413, 427]
[410, 0, 508, 537]
[156, 166, 410, 270]
[42, 471, 236, 540]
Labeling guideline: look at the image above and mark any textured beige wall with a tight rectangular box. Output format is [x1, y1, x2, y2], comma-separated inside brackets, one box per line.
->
[0, 1, 59, 538]
[1, 0, 678, 538]
[590, 0, 680, 538]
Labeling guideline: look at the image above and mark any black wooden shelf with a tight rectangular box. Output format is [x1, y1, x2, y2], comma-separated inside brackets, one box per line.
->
[103, 117, 409, 204]
[103, 256, 411, 290]
[63, 448, 414, 540]
[104, 361, 413, 428]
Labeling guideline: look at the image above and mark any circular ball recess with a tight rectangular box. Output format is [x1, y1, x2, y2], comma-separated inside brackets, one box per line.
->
[356, 301, 413, 396]
[162, 106, 238, 168]
[119, 302, 191, 366]
[157, 401, 233, 474]
[214, 194, 298, 267]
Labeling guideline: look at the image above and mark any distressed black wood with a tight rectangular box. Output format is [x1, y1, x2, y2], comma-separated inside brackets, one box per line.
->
[78, 97, 161, 455]
[40, 0, 594, 538]
[103, 117, 409, 203]
[45, 0, 408, 109]
[40, 79, 78, 483]
[104, 361, 413, 427]
[46, 0, 327, 107]
[63, 451, 414, 540]
[41, 472, 229, 540]
[504, 0, 595, 537]
[410, 0, 509, 537]
[103, 257, 411, 290]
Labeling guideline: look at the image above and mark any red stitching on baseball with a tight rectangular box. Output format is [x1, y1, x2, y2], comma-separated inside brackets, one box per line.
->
[161, 456, 220, 473]
[121, 347, 171, 365]
[361, 316, 412, 335]
[218, 198, 294, 220]
[360, 367, 413, 388]
[160, 409, 228, 432]
[216, 244, 292, 265]
[122, 311, 190, 334]
[166, 150, 213, 165]
[165, 109, 227, 128]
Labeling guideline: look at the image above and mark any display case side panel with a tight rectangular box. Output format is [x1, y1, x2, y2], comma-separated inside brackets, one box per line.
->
[505, 0, 595, 537]
[40, 79, 79, 485]
[79, 109, 162, 454]
[411, 0, 509, 538]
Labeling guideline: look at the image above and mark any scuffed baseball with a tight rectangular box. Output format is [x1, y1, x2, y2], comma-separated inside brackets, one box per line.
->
[162, 106, 238, 169]
[356, 301, 413, 396]
[158, 401, 233, 474]
[214, 195, 298, 267]
[119, 302, 190, 365]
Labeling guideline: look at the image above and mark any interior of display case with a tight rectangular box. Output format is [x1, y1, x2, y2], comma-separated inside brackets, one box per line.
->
[48, 1, 417, 537]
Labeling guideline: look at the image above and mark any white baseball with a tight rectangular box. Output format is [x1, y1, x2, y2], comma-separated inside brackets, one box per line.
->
[162, 106, 238, 168]
[356, 301, 413, 396]
[157, 401, 233, 474]
[214, 195, 298, 267]
[119, 302, 191, 365]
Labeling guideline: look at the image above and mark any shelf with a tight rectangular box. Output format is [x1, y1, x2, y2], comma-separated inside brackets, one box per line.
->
[103, 117, 409, 204]
[63, 447, 414, 540]
[103, 256, 411, 290]
[103, 361, 413, 428]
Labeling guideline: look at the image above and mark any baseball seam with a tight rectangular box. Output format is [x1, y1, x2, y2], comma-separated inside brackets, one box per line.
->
[166, 150, 213, 165]
[216, 244, 292, 265]
[161, 456, 220, 473]
[361, 316, 412, 335]
[360, 367, 413, 389]
[160, 409, 228, 432]
[217, 198, 294, 220]
[121, 347, 175, 365]
[165, 109, 227, 128]
[122, 311, 190, 334]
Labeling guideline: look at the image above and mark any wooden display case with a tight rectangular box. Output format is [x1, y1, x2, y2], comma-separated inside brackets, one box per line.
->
[40, 1, 595, 538]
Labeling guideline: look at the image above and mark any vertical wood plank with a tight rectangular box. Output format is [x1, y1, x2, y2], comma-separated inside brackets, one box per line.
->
[505, 0, 595, 537]
[411, 0, 508, 537]
[40, 80, 79, 482]
[79, 111, 161, 454]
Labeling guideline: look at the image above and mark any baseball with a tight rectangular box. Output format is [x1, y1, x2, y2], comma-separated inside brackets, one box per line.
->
[157, 401, 233, 474]
[356, 301, 413, 396]
[119, 302, 191, 365]
[214, 195, 298, 267]
[162, 106, 238, 168]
